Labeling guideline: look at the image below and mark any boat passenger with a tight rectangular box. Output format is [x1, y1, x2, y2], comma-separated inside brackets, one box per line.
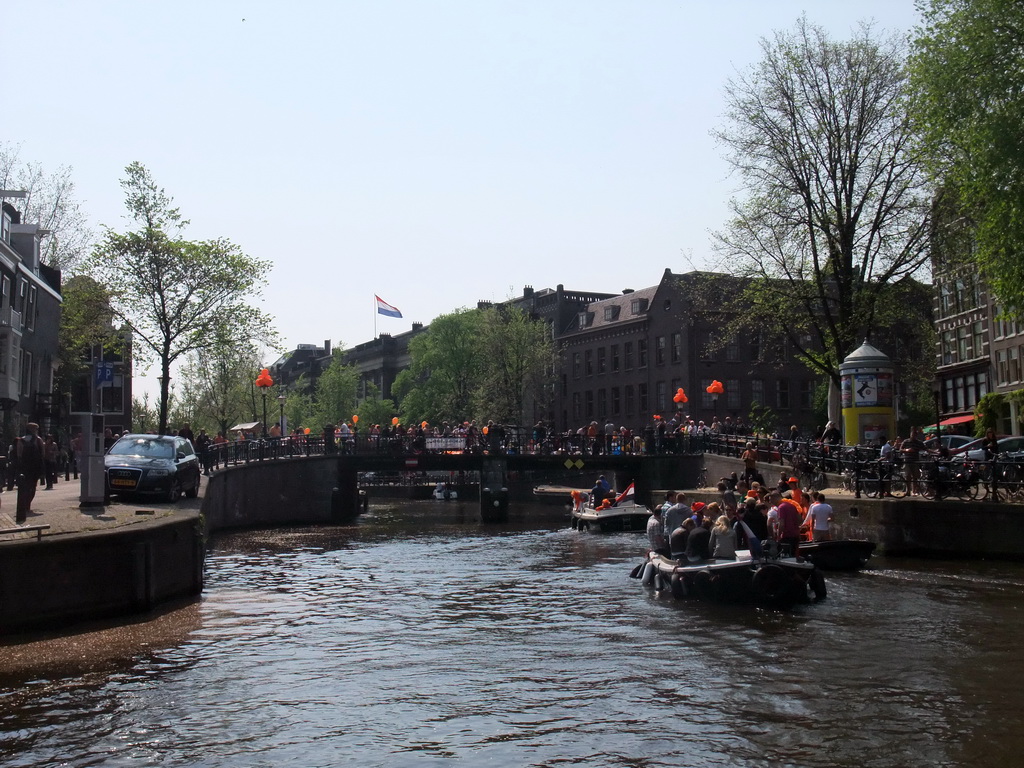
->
[591, 474, 612, 506]
[647, 507, 670, 557]
[685, 517, 713, 563]
[718, 480, 737, 515]
[804, 491, 834, 542]
[663, 492, 689, 540]
[787, 477, 810, 513]
[771, 491, 803, 558]
[670, 518, 695, 560]
[710, 514, 737, 559]
[690, 501, 707, 525]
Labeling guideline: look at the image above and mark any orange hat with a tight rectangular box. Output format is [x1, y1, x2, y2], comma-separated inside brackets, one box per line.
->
[788, 477, 799, 484]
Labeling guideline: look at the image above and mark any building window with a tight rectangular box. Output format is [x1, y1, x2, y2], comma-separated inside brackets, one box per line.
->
[942, 330, 956, 365]
[638, 339, 648, 368]
[26, 286, 36, 331]
[603, 305, 620, 322]
[598, 388, 607, 417]
[585, 390, 594, 418]
[776, 379, 790, 409]
[656, 381, 667, 412]
[610, 344, 620, 372]
[584, 350, 593, 376]
[572, 392, 582, 421]
[799, 380, 813, 409]
[957, 326, 970, 361]
[940, 283, 953, 317]
[671, 332, 682, 363]
[20, 349, 32, 396]
[630, 298, 648, 315]
[597, 347, 606, 374]
[638, 383, 648, 414]
[700, 332, 716, 362]
[751, 379, 764, 406]
[997, 349, 1009, 385]
[978, 371, 989, 398]
[727, 379, 741, 409]
[611, 386, 620, 415]
[701, 378, 713, 408]
[944, 378, 954, 411]
[625, 385, 634, 416]
[725, 341, 740, 362]
[572, 352, 581, 378]
[966, 373, 977, 409]
[663, 299, 672, 312]
[655, 336, 666, 365]
[973, 322, 985, 358]
[624, 342, 633, 370]
[1010, 347, 1021, 384]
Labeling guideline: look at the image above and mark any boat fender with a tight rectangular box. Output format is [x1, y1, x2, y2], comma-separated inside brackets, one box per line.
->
[809, 568, 827, 601]
[670, 571, 687, 599]
[579, 521, 589, 532]
[641, 563, 656, 586]
[654, 572, 667, 591]
[692, 569, 720, 601]
[752, 564, 790, 604]
[629, 562, 645, 579]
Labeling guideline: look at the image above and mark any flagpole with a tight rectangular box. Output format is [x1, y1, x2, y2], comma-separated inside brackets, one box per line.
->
[373, 295, 377, 339]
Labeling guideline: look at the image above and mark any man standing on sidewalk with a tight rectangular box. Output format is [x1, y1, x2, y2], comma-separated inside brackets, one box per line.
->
[16, 422, 44, 524]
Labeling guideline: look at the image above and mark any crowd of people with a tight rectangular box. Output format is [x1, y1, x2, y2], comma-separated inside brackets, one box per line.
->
[645, 474, 834, 565]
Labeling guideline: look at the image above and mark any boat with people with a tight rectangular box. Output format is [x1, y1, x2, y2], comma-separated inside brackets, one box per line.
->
[570, 483, 650, 532]
[433, 482, 458, 501]
[798, 539, 876, 570]
[633, 546, 826, 608]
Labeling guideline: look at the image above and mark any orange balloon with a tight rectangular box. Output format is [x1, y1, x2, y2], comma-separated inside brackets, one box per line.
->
[304, 427, 311, 435]
[421, 421, 428, 429]
[352, 414, 359, 423]
[392, 417, 399, 426]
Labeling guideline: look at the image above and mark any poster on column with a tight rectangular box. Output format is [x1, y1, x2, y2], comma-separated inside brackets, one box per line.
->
[854, 374, 878, 406]
[876, 373, 893, 407]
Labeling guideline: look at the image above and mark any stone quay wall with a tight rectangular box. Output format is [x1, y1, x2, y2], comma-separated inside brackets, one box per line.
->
[1, 514, 204, 635]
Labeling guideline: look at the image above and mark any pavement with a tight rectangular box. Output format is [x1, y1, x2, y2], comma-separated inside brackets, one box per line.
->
[0, 474, 203, 541]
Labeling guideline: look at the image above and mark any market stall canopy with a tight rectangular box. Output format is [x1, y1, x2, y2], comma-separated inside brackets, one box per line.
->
[229, 422, 261, 432]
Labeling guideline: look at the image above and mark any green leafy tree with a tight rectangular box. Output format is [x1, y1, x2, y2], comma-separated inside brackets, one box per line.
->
[393, 309, 483, 425]
[475, 305, 554, 425]
[132, 393, 159, 434]
[177, 327, 266, 436]
[909, 0, 1024, 314]
[309, 349, 359, 427]
[355, 382, 397, 430]
[90, 162, 274, 434]
[712, 17, 931, 398]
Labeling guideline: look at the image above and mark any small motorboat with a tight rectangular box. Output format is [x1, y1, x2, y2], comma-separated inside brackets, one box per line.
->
[433, 482, 458, 501]
[633, 547, 826, 609]
[798, 539, 876, 570]
[570, 483, 650, 532]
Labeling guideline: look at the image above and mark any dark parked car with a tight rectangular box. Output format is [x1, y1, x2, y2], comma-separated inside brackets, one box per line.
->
[105, 434, 201, 501]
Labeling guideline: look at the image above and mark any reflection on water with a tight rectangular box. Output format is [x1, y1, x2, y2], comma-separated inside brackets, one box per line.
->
[3, 500, 1024, 767]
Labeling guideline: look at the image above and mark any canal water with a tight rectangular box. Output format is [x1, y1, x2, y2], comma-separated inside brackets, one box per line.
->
[3, 500, 1024, 767]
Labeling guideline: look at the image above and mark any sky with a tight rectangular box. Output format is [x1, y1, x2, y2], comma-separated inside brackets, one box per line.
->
[2, 0, 923, 400]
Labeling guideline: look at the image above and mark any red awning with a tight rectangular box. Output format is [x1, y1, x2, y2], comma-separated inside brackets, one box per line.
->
[939, 414, 975, 427]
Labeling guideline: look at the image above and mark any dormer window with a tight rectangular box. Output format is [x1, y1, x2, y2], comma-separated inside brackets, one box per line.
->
[630, 298, 648, 315]
[577, 311, 594, 329]
[603, 305, 620, 322]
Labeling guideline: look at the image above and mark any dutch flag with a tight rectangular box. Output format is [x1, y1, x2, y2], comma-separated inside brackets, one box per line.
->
[375, 295, 403, 318]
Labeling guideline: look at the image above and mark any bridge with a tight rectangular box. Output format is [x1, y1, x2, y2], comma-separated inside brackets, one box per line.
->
[199, 435, 704, 528]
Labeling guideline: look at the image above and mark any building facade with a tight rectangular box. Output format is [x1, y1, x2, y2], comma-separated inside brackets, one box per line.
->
[0, 201, 63, 441]
[556, 269, 822, 435]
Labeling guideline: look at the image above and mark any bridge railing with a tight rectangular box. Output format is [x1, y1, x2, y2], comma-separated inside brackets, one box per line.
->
[198, 428, 711, 469]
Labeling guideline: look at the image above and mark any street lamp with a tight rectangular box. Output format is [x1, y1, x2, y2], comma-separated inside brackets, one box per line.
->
[706, 379, 724, 422]
[278, 392, 287, 437]
[255, 368, 274, 438]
